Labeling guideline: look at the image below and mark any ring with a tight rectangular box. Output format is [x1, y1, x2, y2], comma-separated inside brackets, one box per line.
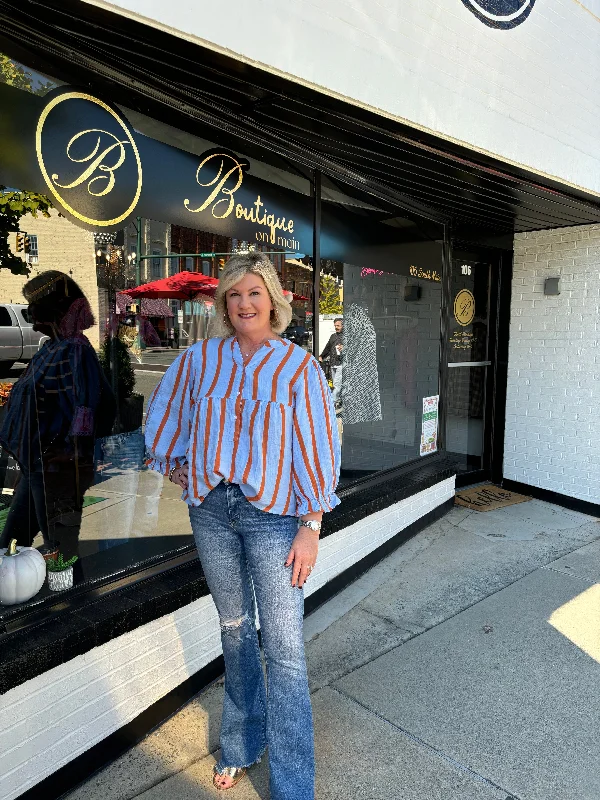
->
[307, 565, 313, 573]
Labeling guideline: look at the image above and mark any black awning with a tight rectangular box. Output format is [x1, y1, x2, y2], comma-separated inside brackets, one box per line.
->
[1, 0, 599, 240]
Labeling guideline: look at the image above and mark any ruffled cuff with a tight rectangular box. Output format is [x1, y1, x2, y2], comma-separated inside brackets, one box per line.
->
[70, 406, 94, 436]
[295, 492, 341, 517]
[145, 453, 186, 477]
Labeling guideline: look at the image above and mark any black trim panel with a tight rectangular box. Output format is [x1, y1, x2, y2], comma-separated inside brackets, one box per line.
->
[19, 498, 453, 800]
[501, 479, 600, 518]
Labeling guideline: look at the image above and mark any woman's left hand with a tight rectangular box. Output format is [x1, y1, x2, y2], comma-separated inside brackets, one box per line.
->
[285, 527, 319, 588]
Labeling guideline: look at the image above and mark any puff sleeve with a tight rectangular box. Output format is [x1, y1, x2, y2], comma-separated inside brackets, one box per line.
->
[291, 358, 341, 515]
[145, 349, 194, 476]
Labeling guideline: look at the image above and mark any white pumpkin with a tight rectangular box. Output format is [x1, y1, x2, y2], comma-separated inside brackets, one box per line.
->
[0, 540, 46, 605]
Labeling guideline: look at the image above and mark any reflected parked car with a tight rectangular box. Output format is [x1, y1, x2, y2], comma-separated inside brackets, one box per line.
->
[0, 304, 49, 376]
[283, 324, 309, 347]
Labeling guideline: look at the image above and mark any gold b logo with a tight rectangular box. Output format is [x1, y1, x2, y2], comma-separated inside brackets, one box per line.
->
[36, 92, 142, 227]
[454, 289, 475, 326]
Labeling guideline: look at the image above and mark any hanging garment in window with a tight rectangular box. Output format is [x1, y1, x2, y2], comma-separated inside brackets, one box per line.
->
[341, 303, 382, 424]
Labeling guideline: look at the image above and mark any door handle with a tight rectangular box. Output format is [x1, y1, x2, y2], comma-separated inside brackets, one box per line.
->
[447, 361, 491, 368]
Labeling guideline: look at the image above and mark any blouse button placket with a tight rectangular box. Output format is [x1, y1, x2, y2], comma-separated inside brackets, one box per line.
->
[232, 368, 246, 449]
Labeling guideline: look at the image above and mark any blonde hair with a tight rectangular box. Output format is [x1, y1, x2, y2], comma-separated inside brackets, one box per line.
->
[212, 252, 293, 338]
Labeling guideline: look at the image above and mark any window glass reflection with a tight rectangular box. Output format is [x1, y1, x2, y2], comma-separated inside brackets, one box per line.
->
[0, 51, 446, 614]
[319, 181, 444, 487]
[0, 212, 307, 605]
[0, 271, 111, 561]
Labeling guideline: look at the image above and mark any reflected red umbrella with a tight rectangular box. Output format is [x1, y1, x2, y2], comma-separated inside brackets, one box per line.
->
[283, 290, 309, 303]
[115, 293, 174, 316]
[121, 273, 219, 300]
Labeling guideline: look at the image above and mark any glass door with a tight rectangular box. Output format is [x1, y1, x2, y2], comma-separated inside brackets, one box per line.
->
[445, 256, 494, 475]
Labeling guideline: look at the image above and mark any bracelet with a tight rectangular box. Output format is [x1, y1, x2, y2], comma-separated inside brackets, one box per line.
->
[168, 465, 178, 483]
[299, 519, 321, 533]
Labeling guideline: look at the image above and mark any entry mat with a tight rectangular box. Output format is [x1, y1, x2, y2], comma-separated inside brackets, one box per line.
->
[455, 484, 531, 512]
[0, 495, 105, 535]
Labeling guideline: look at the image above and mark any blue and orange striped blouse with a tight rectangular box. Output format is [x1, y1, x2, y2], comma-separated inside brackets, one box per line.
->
[145, 336, 341, 516]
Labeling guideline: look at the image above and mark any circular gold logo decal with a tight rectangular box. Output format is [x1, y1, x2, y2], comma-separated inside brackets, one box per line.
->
[36, 91, 142, 227]
[454, 289, 475, 326]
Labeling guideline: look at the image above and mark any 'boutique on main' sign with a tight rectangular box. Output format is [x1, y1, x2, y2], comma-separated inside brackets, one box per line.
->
[1, 83, 312, 254]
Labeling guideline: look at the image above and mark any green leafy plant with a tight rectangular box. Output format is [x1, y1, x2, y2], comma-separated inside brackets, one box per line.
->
[46, 552, 78, 572]
[0, 185, 53, 275]
[99, 335, 136, 400]
[319, 273, 343, 314]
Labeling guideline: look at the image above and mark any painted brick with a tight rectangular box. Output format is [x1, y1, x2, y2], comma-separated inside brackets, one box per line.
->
[505, 226, 600, 505]
[0, 211, 100, 348]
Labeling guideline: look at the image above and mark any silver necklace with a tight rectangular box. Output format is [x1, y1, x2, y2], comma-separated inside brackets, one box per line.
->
[240, 338, 268, 359]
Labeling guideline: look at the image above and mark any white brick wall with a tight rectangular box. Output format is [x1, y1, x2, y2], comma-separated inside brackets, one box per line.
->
[504, 225, 600, 504]
[0, 477, 454, 800]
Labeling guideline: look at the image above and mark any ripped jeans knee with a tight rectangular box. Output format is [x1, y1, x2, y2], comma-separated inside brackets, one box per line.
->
[219, 612, 255, 641]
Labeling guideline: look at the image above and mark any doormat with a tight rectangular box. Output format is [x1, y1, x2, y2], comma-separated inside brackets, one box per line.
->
[455, 484, 531, 512]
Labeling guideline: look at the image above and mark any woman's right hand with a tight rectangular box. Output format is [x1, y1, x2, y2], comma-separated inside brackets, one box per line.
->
[171, 464, 189, 490]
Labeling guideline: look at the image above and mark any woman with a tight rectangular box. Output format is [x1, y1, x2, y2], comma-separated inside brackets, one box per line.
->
[0, 271, 114, 558]
[145, 253, 340, 799]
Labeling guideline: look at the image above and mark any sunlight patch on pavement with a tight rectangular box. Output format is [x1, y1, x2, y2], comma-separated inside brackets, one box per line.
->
[549, 584, 600, 663]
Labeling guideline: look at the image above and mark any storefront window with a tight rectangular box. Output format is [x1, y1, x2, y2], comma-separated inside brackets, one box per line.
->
[0, 51, 446, 617]
[319, 179, 444, 486]
[0, 56, 316, 614]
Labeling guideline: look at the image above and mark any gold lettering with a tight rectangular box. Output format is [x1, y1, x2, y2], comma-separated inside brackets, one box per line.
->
[185, 153, 244, 218]
[51, 129, 128, 197]
[265, 214, 275, 243]
[36, 91, 143, 228]
[186, 163, 299, 245]
[254, 196, 265, 225]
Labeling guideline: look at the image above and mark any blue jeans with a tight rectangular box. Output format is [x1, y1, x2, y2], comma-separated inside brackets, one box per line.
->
[331, 365, 343, 403]
[189, 482, 314, 800]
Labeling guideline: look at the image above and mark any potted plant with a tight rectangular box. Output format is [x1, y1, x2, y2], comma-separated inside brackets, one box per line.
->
[99, 334, 144, 434]
[46, 552, 78, 592]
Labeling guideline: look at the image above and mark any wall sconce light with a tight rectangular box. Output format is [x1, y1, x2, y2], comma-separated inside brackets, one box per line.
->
[544, 277, 560, 296]
[404, 285, 422, 302]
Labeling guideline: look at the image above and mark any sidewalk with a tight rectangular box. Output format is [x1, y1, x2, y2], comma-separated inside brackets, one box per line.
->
[66, 496, 600, 800]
